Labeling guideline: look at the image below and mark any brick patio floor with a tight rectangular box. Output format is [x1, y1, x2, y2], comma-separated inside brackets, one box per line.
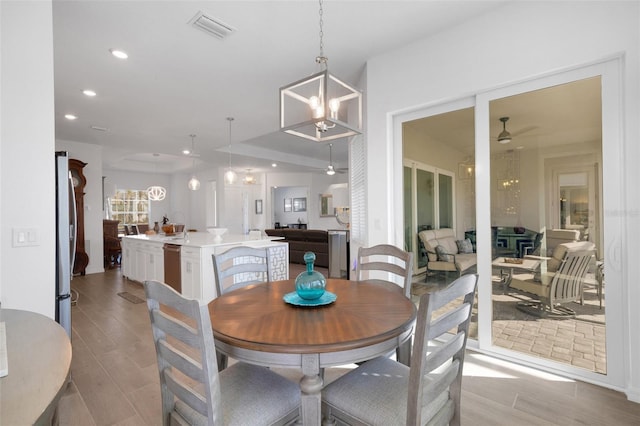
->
[412, 273, 607, 375]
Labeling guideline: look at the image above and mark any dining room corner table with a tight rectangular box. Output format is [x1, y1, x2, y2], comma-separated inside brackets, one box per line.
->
[208, 278, 417, 425]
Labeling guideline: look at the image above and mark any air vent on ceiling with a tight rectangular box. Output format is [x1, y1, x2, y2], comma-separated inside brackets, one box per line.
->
[189, 11, 236, 40]
[90, 125, 108, 132]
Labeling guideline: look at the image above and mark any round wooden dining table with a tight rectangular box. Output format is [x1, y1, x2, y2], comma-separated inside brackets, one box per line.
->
[0, 309, 72, 425]
[208, 278, 416, 426]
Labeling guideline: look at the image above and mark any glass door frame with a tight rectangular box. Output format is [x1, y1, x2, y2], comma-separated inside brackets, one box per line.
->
[392, 58, 624, 389]
[476, 59, 623, 388]
[403, 159, 457, 275]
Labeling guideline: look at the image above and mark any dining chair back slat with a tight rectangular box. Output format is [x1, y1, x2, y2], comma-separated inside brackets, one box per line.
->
[144, 280, 301, 426]
[322, 274, 478, 426]
[356, 244, 414, 298]
[144, 280, 221, 425]
[212, 246, 270, 297]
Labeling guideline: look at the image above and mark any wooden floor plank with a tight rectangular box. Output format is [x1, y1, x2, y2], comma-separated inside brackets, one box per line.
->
[54, 267, 640, 426]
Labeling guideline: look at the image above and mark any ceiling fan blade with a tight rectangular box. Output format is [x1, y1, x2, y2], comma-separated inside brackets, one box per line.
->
[511, 125, 539, 137]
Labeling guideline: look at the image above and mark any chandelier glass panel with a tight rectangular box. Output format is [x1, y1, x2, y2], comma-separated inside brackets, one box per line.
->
[224, 117, 237, 185]
[279, 0, 362, 142]
[188, 134, 200, 191]
[147, 153, 166, 201]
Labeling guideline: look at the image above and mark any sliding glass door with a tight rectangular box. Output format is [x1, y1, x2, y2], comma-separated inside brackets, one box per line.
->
[396, 59, 623, 388]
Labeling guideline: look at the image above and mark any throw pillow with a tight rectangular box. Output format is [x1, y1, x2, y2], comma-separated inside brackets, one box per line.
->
[456, 238, 474, 254]
[435, 245, 454, 262]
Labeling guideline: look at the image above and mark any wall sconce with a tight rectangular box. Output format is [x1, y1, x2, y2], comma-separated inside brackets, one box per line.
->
[458, 162, 475, 180]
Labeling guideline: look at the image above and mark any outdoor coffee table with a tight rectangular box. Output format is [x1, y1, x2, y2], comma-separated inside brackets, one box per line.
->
[492, 256, 546, 293]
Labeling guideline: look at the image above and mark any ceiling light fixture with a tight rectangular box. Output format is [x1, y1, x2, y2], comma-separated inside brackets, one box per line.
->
[65, 114, 77, 120]
[272, 163, 278, 168]
[109, 48, 128, 59]
[498, 117, 512, 144]
[224, 117, 237, 185]
[243, 169, 256, 185]
[187, 134, 201, 191]
[147, 153, 166, 201]
[82, 89, 97, 97]
[326, 143, 336, 175]
[279, 0, 362, 142]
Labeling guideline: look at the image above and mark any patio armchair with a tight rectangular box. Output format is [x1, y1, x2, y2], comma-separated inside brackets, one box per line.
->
[511, 241, 596, 318]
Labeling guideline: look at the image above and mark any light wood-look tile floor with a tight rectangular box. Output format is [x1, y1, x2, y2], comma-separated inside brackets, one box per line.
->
[57, 268, 640, 425]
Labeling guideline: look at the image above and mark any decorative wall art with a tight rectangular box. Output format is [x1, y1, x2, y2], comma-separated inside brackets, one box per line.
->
[320, 194, 333, 217]
[293, 197, 307, 212]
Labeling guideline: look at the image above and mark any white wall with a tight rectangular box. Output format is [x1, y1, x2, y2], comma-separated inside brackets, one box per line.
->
[0, 0, 55, 315]
[266, 172, 348, 230]
[363, 0, 639, 400]
[273, 186, 308, 227]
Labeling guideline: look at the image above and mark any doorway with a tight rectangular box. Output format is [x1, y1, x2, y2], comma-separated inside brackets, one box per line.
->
[396, 59, 624, 389]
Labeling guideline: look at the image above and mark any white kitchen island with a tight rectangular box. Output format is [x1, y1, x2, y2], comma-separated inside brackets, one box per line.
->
[121, 232, 288, 302]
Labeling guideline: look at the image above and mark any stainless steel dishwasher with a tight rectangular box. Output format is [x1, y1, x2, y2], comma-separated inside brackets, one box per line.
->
[163, 243, 181, 293]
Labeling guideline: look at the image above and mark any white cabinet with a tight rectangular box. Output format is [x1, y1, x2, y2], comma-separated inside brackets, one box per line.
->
[121, 239, 164, 284]
[180, 247, 201, 300]
[142, 243, 164, 282]
[121, 238, 132, 278]
[122, 236, 289, 303]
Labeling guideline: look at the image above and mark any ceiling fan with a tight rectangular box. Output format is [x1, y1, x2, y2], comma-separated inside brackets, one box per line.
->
[323, 143, 347, 175]
[493, 116, 538, 144]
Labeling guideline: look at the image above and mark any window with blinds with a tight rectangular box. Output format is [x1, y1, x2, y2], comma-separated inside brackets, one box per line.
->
[350, 136, 367, 250]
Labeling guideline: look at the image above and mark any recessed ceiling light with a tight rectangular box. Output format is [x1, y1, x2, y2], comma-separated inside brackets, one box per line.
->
[182, 149, 191, 155]
[109, 48, 128, 59]
[65, 114, 77, 120]
[82, 89, 97, 97]
[271, 163, 277, 168]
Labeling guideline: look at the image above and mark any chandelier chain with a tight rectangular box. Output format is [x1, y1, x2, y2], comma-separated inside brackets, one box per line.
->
[318, 0, 324, 58]
[190, 134, 196, 167]
[316, 0, 328, 69]
[227, 117, 234, 168]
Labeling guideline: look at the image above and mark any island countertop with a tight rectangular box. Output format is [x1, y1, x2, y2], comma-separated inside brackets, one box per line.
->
[122, 232, 284, 248]
[121, 232, 289, 302]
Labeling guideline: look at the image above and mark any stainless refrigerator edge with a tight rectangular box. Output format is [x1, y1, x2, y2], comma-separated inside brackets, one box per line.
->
[55, 151, 76, 338]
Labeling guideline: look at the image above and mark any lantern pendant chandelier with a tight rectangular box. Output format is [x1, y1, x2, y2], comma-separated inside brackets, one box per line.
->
[147, 153, 166, 201]
[187, 134, 200, 191]
[223, 117, 238, 185]
[279, 0, 362, 142]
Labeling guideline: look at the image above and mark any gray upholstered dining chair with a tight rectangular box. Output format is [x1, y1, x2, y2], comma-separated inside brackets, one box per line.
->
[212, 246, 271, 369]
[322, 273, 478, 426]
[212, 246, 271, 296]
[144, 280, 300, 426]
[356, 244, 414, 365]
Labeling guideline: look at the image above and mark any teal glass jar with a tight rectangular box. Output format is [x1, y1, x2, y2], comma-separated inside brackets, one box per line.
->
[295, 252, 326, 300]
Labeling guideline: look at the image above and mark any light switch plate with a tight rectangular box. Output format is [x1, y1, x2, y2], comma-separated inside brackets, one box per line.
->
[12, 228, 39, 247]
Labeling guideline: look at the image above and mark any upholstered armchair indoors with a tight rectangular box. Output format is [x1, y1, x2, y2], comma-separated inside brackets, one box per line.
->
[418, 229, 477, 279]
